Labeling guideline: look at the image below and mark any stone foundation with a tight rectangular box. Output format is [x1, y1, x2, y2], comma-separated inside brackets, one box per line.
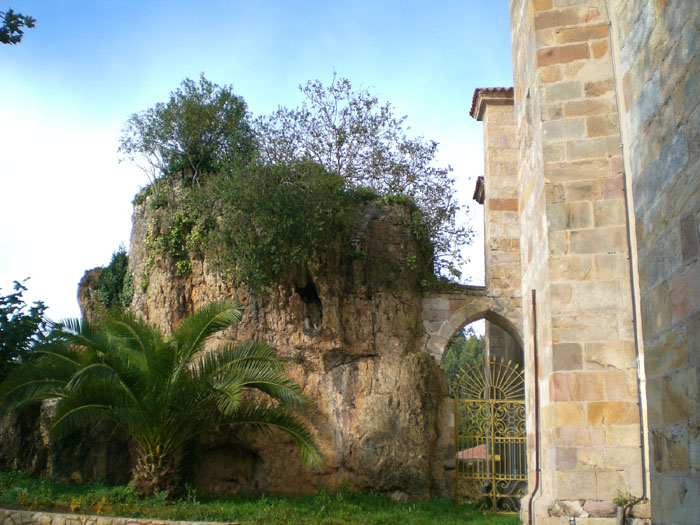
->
[0, 508, 237, 525]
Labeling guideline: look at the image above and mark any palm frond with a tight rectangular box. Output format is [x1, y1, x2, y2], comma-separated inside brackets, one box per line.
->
[51, 403, 111, 436]
[0, 341, 78, 410]
[229, 367, 306, 407]
[191, 341, 283, 382]
[105, 311, 165, 369]
[170, 300, 242, 359]
[0, 300, 320, 486]
[224, 404, 322, 468]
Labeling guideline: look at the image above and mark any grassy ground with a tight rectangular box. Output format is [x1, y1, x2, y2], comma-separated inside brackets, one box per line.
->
[0, 470, 520, 524]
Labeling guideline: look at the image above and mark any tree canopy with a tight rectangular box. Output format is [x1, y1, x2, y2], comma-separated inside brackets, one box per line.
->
[0, 280, 50, 381]
[0, 9, 35, 45]
[256, 75, 468, 277]
[119, 74, 256, 187]
[440, 327, 485, 396]
[120, 74, 470, 288]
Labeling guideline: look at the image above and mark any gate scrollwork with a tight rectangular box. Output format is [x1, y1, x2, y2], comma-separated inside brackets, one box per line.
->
[454, 356, 527, 512]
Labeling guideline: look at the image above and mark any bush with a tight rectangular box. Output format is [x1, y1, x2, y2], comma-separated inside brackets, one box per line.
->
[95, 245, 133, 309]
[196, 161, 357, 287]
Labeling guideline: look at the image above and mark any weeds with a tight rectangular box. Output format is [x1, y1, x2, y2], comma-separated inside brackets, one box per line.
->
[0, 469, 519, 524]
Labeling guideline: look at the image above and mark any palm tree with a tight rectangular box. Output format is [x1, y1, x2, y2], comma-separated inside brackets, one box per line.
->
[0, 300, 320, 496]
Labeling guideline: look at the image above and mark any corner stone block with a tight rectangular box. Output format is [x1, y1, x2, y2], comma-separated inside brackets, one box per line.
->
[690, 421, 700, 472]
[422, 296, 451, 312]
[570, 227, 626, 254]
[605, 424, 641, 447]
[556, 446, 578, 470]
[552, 313, 619, 343]
[604, 369, 638, 401]
[542, 80, 583, 102]
[595, 470, 627, 500]
[593, 253, 628, 280]
[644, 328, 687, 377]
[573, 280, 623, 313]
[670, 260, 700, 324]
[583, 340, 636, 370]
[550, 254, 593, 281]
[555, 425, 606, 447]
[645, 375, 663, 428]
[566, 179, 603, 201]
[586, 401, 639, 425]
[651, 475, 700, 525]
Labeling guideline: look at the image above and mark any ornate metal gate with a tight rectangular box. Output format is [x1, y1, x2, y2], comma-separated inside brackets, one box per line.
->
[454, 357, 527, 511]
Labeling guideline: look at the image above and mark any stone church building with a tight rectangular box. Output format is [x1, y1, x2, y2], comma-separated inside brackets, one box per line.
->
[470, 1, 699, 523]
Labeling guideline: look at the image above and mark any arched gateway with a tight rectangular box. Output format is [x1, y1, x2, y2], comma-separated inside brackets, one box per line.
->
[421, 287, 522, 365]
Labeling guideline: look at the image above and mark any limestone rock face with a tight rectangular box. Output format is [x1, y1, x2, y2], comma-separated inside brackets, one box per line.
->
[77, 195, 454, 498]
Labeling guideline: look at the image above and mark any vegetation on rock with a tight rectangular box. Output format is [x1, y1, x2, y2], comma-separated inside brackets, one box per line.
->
[94, 245, 134, 310]
[0, 301, 320, 496]
[119, 74, 469, 289]
[256, 74, 469, 278]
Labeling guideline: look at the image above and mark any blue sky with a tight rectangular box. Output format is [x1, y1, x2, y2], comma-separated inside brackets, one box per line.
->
[1, 1, 513, 320]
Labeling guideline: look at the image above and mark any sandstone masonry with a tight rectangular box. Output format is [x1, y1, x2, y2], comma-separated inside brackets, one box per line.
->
[473, 1, 699, 523]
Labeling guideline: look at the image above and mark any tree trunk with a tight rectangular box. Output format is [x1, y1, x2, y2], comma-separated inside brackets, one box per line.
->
[132, 450, 179, 497]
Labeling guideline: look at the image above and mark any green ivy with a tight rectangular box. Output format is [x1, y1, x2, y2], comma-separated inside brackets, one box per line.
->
[143, 209, 205, 281]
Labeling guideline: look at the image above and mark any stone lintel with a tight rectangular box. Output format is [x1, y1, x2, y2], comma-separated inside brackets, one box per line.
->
[470, 87, 514, 121]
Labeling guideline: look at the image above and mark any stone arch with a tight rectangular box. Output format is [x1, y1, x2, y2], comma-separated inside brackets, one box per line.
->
[446, 309, 522, 348]
[421, 290, 522, 364]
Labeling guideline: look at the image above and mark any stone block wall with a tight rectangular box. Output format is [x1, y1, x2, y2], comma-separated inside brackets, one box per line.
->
[471, 90, 524, 370]
[472, 89, 522, 305]
[508, 0, 645, 521]
[610, 1, 700, 523]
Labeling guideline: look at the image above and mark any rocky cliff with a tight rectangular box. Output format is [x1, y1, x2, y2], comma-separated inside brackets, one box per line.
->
[73, 192, 455, 499]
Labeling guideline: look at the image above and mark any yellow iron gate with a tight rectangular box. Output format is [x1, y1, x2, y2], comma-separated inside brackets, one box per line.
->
[454, 357, 527, 511]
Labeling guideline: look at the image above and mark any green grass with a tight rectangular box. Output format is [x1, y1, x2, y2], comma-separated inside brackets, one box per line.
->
[0, 470, 520, 524]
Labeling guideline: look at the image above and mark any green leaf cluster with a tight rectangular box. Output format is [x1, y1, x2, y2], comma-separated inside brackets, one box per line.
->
[0, 280, 50, 381]
[193, 161, 357, 287]
[145, 210, 205, 278]
[119, 74, 255, 188]
[256, 74, 471, 278]
[0, 9, 35, 45]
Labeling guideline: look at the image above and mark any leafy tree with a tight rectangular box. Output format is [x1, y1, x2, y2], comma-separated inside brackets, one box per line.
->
[440, 327, 485, 395]
[0, 280, 50, 381]
[0, 9, 35, 45]
[118, 74, 256, 188]
[121, 74, 469, 288]
[255, 75, 469, 277]
[0, 301, 320, 496]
